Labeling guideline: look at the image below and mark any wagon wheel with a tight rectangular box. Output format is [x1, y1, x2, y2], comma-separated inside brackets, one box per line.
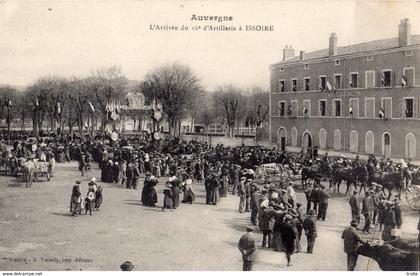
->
[47, 172, 50, 181]
[406, 185, 420, 211]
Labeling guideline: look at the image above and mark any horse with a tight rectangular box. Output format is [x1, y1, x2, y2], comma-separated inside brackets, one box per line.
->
[330, 167, 357, 195]
[357, 241, 418, 271]
[352, 163, 369, 193]
[21, 159, 35, 188]
[367, 167, 404, 200]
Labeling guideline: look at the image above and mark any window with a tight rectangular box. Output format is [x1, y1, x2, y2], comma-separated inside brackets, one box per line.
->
[292, 79, 297, 92]
[381, 98, 392, 119]
[334, 74, 341, 89]
[405, 98, 414, 118]
[405, 50, 413, 57]
[365, 70, 375, 88]
[367, 56, 374, 62]
[279, 80, 285, 92]
[349, 98, 359, 117]
[304, 64, 309, 70]
[403, 67, 415, 87]
[333, 99, 341, 117]
[290, 100, 298, 117]
[365, 98, 375, 118]
[304, 78, 310, 91]
[335, 59, 340, 66]
[319, 76, 326, 91]
[303, 100, 311, 117]
[278, 101, 285, 116]
[381, 70, 392, 87]
[319, 100, 327, 116]
[350, 73, 358, 88]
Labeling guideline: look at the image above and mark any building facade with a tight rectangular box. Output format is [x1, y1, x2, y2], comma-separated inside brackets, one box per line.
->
[269, 19, 420, 160]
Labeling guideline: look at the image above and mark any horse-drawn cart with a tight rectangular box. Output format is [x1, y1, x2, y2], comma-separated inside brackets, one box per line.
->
[33, 161, 50, 182]
[255, 163, 300, 186]
[406, 185, 420, 211]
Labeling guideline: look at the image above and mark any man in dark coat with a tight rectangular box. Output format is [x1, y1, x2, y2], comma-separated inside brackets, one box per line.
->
[393, 198, 402, 229]
[132, 162, 140, 190]
[309, 186, 319, 213]
[342, 219, 367, 271]
[238, 177, 247, 213]
[302, 210, 317, 253]
[259, 206, 276, 248]
[382, 202, 396, 241]
[317, 185, 330, 221]
[169, 176, 181, 209]
[238, 226, 257, 271]
[349, 191, 360, 224]
[126, 163, 133, 189]
[280, 215, 298, 266]
[250, 185, 260, 226]
[361, 191, 374, 233]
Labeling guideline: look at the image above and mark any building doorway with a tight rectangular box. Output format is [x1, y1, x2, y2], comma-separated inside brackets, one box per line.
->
[405, 133, 416, 159]
[302, 131, 312, 153]
[277, 128, 287, 151]
[383, 132, 391, 159]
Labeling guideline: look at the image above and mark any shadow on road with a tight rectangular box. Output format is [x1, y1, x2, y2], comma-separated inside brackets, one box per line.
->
[50, 212, 74, 217]
[219, 217, 250, 232]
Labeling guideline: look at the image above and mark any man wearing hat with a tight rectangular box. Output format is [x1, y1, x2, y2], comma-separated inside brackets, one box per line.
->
[349, 191, 360, 224]
[361, 191, 374, 234]
[317, 185, 330, 221]
[250, 185, 260, 226]
[238, 226, 257, 271]
[342, 219, 367, 271]
[70, 180, 82, 216]
[132, 161, 140, 190]
[302, 210, 317, 253]
[120, 261, 134, 271]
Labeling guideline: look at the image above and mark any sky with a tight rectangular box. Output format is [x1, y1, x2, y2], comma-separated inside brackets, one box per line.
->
[1, 0, 420, 91]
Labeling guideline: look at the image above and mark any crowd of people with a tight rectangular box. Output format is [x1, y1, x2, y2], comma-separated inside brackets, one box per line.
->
[0, 130, 418, 271]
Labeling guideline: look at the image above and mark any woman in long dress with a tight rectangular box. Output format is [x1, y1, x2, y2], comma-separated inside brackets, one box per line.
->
[70, 181, 82, 216]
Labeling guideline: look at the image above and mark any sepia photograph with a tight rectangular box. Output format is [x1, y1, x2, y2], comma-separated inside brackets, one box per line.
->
[0, 0, 419, 273]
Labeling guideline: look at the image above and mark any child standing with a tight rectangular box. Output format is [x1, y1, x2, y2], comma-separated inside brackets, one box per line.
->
[85, 187, 95, 215]
[162, 188, 173, 212]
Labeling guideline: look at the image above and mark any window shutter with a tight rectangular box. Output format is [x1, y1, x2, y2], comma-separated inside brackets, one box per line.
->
[418, 98, 420, 118]
[392, 71, 396, 87]
[357, 74, 361, 88]
[414, 99, 418, 118]
[400, 99, 404, 118]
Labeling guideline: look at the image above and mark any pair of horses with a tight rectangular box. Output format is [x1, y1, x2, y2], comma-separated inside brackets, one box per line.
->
[301, 161, 405, 199]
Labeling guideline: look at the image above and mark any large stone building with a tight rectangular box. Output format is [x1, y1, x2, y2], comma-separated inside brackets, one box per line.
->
[269, 19, 420, 160]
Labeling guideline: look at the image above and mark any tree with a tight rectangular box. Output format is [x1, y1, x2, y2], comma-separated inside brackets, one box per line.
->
[244, 86, 269, 131]
[141, 62, 202, 136]
[85, 66, 127, 133]
[212, 84, 246, 138]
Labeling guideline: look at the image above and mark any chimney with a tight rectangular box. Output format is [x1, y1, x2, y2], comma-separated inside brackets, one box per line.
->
[300, 51, 305, 61]
[398, 18, 411, 47]
[283, 45, 295, 61]
[329, 33, 337, 56]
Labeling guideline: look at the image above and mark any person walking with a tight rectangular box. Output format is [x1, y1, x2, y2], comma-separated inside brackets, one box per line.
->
[342, 219, 367, 271]
[302, 210, 317, 253]
[70, 180, 82, 216]
[238, 226, 257, 271]
[132, 162, 140, 190]
[250, 185, 260, 226]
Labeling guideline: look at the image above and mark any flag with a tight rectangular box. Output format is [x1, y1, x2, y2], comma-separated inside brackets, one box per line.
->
[288, 104, 292, 115]
[402, 75, 407, 87]
[326, 81, 333, 92]
[381, 72, 385, 86]
[88, 101, 95, 112]
[319, 85, 324, 91]
[333, 86, 337, 94]
[57, 102, 61, 114]
[349, 106, 353, 116]
[379, 108, 384, 119]
[349, 80, 353, 88]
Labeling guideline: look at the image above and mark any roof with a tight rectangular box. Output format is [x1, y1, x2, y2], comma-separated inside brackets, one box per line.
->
[272, 34, 420, 66]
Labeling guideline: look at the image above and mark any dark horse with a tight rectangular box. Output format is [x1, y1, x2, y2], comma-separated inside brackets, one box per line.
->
[368, 169, 404, 199]
[357, 240, 418, 271]
[301, 163, 332, 187]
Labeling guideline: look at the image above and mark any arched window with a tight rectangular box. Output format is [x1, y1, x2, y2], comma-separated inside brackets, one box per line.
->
[349, 130, 358, 152]
[277, 128, 287, 151]
[291, 127, 298, 147]
[382, 132, 391, 158]
[365, 131, 374, 154]
[405, 133, 416, 159]
[319, 128, 327, 149]
[333, 129, 341, 150]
